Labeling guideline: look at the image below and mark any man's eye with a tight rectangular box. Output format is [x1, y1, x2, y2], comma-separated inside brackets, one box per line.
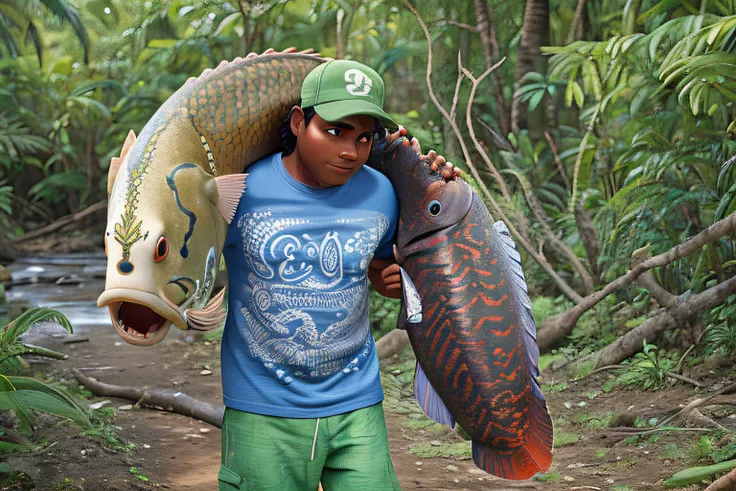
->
[327, 128, 342, 136]
[358, 134, 373, 144]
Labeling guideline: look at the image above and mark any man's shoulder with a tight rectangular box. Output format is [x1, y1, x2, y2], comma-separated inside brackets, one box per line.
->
[247, 152, 279, 175]
[354, 165, 395, 197]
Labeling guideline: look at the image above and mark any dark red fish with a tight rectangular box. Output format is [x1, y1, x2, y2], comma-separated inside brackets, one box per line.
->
[369, 139, 553, 480]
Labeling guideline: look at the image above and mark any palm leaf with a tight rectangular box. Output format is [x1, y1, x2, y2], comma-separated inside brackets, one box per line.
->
[0, 390, 91, 432]
[38, 0, 89, 64]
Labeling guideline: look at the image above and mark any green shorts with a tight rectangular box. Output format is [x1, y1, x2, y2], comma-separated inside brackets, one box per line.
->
[219, 402, 402, 491]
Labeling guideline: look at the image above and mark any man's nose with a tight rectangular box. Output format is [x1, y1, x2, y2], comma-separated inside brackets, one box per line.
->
[339, 142, 358, 161]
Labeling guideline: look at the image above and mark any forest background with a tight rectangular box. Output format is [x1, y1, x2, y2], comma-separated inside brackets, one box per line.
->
[1, 0, 736, 488]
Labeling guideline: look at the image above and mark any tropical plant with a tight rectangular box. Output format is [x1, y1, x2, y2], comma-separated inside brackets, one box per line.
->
[0, 308, 91, 453]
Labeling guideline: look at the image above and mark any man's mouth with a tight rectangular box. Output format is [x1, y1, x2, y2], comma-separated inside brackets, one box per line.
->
[328, 163, 354, 173]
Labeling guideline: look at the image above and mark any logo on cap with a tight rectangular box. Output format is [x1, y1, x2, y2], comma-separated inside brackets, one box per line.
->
[344, 69, 373, 96]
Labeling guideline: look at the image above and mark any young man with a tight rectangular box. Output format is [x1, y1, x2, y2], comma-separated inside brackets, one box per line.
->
[218, 59, 409, 491]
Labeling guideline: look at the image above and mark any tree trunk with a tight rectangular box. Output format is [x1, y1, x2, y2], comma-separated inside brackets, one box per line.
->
[334, 0, 355, 60]
[574, 197, 600, 280]
[630, 246, 677, 308]
[86, 134, 100, 196]
[473, 0, 510, 136]
[567, 0, 587, 44]
[511, 0, 549, 134]
[238, 2, 251, 55]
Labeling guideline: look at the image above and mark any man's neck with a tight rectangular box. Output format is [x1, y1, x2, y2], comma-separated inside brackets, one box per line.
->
[282, 150, 328, 188]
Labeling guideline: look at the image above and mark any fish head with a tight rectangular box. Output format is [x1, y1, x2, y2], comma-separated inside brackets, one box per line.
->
[98, 113, 237, 345]
[369, 138, 473, 259]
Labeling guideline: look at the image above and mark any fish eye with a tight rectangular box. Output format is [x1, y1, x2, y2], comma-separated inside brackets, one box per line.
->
[154, 236, 169, 263]
[428, 200, 442, 216]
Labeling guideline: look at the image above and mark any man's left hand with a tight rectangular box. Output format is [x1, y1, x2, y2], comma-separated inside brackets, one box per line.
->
[385, 126, 462, 181]
[368, 258, 401, 299]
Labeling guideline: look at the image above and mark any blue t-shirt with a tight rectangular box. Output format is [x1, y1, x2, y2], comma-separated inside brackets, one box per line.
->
[221, 152, 398, 418]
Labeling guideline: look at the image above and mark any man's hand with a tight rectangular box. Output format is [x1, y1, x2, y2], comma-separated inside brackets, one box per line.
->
[368, 258, 401, 299]
[385, 126, 462, 181]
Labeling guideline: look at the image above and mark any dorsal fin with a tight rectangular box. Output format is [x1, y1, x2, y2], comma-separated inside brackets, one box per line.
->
[191, 47, 324, 84]
[491, 220, 539, 376]
[108, 130, 136, 195]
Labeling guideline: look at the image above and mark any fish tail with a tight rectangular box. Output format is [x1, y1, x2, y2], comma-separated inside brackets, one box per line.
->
[471, 384, 553, 480]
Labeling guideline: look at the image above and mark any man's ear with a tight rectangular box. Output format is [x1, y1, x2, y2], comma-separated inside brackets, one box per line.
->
[289, 106, 305, 136]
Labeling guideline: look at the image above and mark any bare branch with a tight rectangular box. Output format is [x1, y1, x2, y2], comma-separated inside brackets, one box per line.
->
[544, 130, 570, 192]
[450, 51, 464, 122]
[402, 0, 583, 304]
[433, 19, 479, 32]
[462, 60, 512, 201]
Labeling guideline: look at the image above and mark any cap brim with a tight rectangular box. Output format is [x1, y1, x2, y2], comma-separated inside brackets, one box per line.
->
[314, 100, 399, 131]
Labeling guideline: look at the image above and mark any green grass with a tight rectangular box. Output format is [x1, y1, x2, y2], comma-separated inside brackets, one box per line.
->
[554, 432, 579, 448]
[534, 471, 561, 482]
[409, 441, 472, 459]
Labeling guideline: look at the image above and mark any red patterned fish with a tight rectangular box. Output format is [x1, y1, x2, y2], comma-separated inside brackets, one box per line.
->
[368, 139, 553, 480]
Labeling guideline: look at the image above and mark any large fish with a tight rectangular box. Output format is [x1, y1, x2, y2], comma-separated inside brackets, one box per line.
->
[98, 49, 325, 346]
[368, 139, 554, 480]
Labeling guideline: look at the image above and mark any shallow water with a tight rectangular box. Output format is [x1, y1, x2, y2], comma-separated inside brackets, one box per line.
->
[6, 254, 177, 344]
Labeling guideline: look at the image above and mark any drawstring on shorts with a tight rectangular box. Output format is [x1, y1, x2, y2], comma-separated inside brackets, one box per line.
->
[310, 418, 320, 461]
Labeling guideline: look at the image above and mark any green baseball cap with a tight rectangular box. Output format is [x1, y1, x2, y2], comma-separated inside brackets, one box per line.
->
[301, 60, 399, 131]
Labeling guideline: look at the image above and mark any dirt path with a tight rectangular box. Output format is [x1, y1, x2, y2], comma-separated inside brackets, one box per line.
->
[14, 322, 734, 491]
[6, 255, 735, 490]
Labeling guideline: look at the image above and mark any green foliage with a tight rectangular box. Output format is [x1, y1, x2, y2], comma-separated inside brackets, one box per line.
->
[0, 308, 91, 454]
[409, 441, 472, 459]
[369, 288, 400, 340]
[554, 431, 580, 447]
[534, 471, 561, 482]
[82, 406, 136, 452]
[664, 458, 736, 487]
[690, 436, 715, 464]
[614, 341, 678, 389]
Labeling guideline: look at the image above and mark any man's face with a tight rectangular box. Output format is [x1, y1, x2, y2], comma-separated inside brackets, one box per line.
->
[294, 112, 376, 187]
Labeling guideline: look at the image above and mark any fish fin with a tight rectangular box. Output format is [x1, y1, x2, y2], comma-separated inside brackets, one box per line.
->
[491, 220, 540, 378]
[398, 266, 422, 329]
[185, 288, 227, 331]
[108, 129, 136, 195]
[471, 382, 553, 480]
[414, 362, 455, 427]
[211, 174, 247, 224]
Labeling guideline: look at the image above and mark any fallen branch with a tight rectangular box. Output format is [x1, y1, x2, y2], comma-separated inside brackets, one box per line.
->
[588, 275, 736, 369]
[13, 201, 106, 243]
[72, 368, 224, 428]
[630, 246, 678, 308]
[658, 380, 736, 428]
[705, 467, 736, 491]
[538, 210, 736, 351]
[572, 364, 703, 388]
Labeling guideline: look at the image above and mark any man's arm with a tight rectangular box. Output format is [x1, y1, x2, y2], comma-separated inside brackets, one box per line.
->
[368, 258, 401, 299]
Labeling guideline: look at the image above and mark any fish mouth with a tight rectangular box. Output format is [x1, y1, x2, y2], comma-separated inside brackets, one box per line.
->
[400, 226, 454, 257]
[98, 289, 185, 346]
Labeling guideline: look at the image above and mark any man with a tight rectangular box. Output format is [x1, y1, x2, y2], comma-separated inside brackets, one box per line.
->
[218, 59, 454, 491]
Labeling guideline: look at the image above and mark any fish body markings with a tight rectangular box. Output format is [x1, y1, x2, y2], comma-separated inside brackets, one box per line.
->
[166, 163, 200, 258]
[404, 199, 534, 451]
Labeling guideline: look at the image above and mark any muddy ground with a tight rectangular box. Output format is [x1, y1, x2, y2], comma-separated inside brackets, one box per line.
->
[3, 252, 736, 490]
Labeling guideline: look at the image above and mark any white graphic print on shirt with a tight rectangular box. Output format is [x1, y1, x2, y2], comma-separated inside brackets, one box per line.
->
[236, 210, 389, 383]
